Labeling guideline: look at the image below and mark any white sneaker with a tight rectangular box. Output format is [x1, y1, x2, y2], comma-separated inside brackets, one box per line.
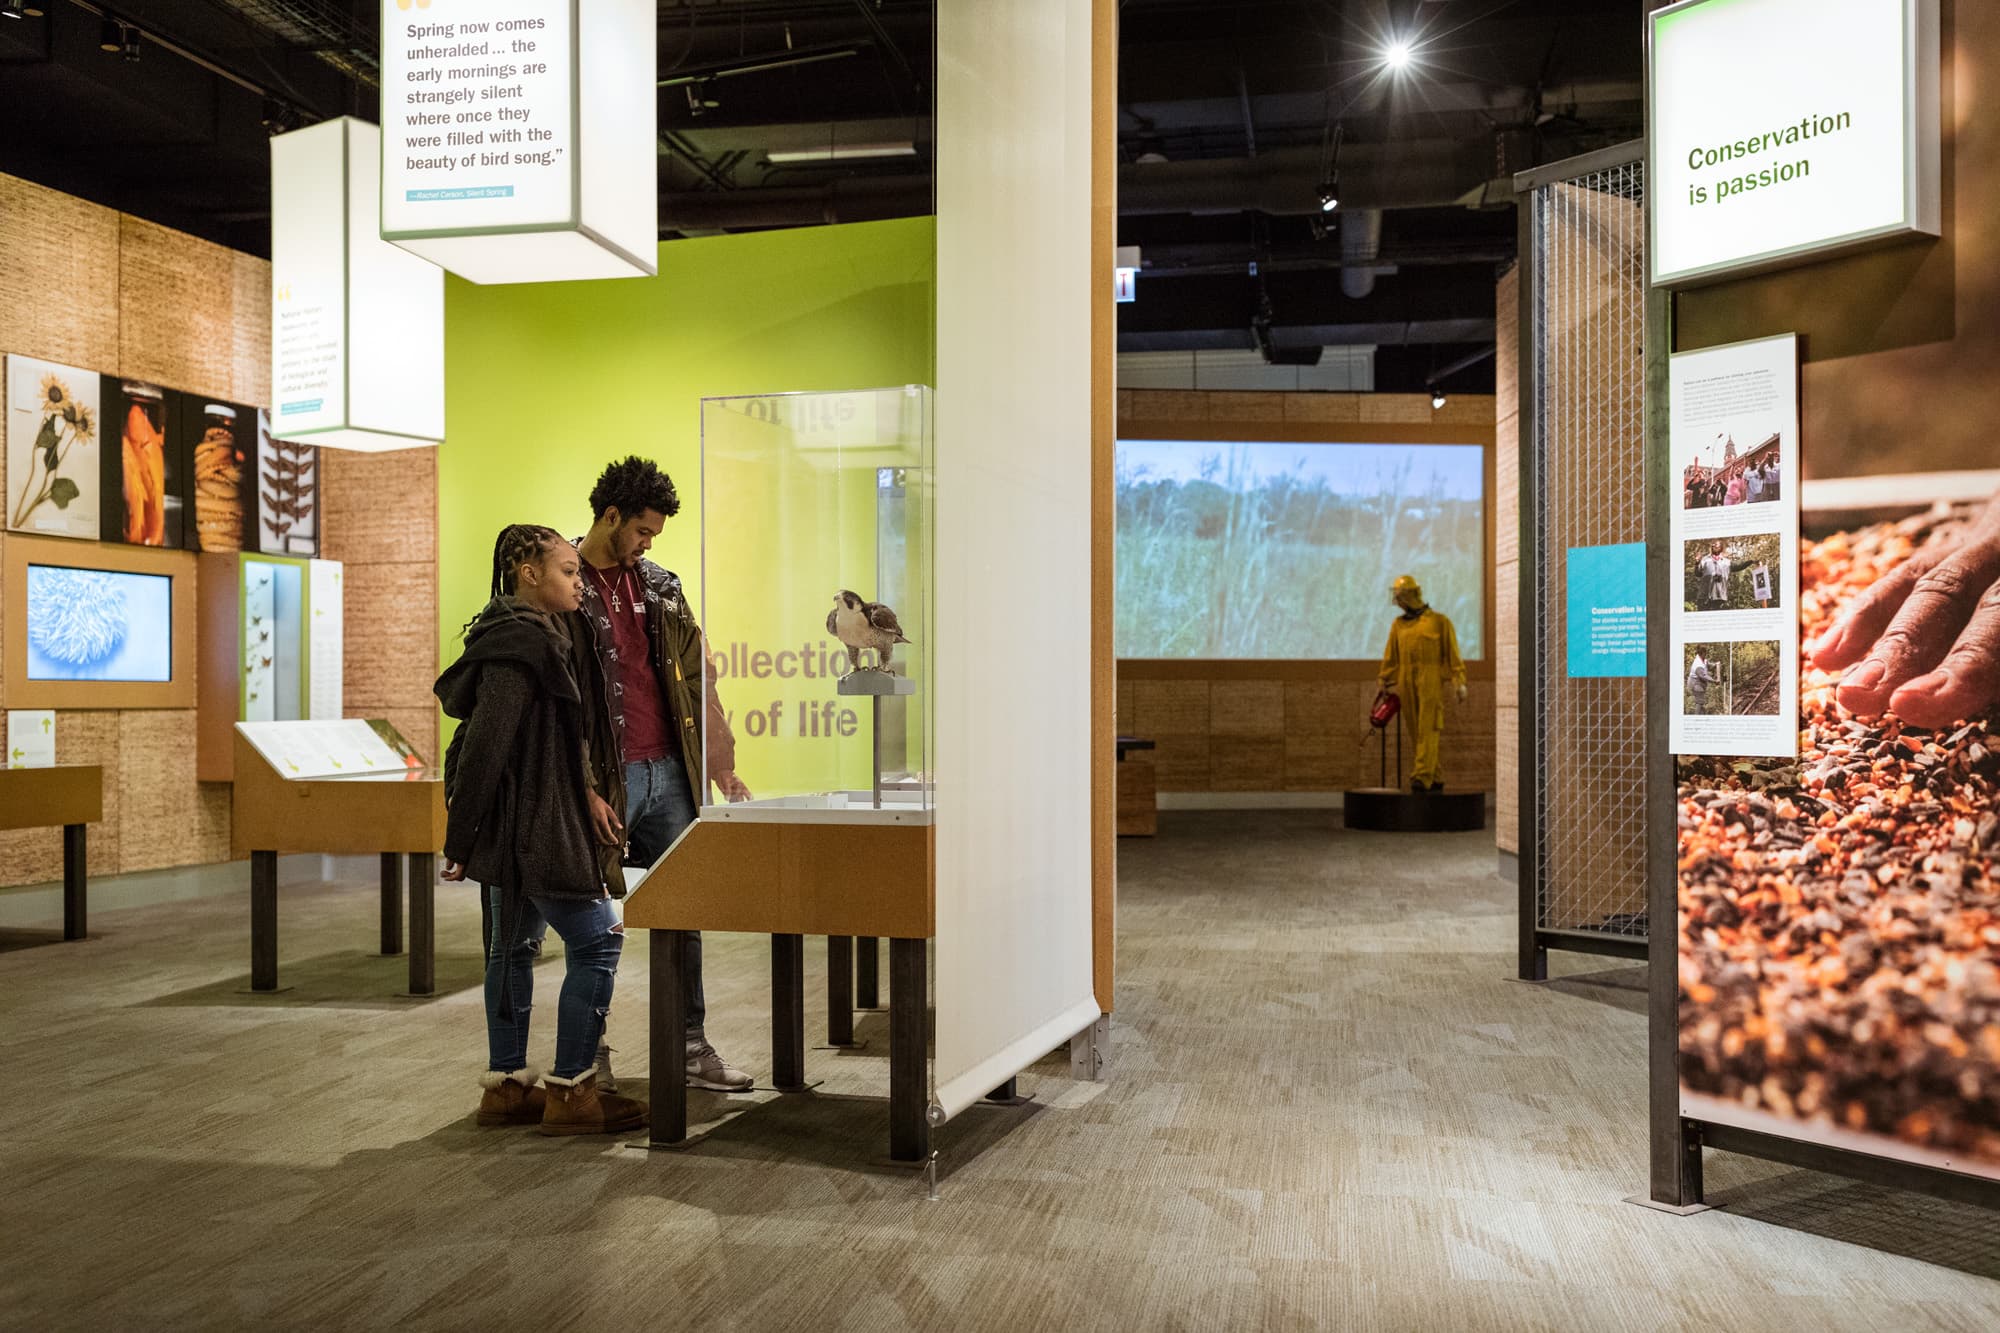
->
[595, 1042, 617, 1093]
[686, 1036, 753, 1092]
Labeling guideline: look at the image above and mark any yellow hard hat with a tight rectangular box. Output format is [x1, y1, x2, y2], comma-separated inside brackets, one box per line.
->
[1391, 575, 1422, 598]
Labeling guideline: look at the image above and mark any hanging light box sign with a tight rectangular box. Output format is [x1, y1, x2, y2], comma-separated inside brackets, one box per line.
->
[378, 0, 656, 284]
[270, 118, 445, 453]
[1648, 0, 1940, 287]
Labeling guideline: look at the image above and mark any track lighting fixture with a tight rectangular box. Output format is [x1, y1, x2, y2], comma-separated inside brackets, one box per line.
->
[1431, 389, 1447, 411]
[2, 2, 25, 21]
[122, 25, 141, 62]
[1317, 175, 1339, 213]
[98, 17, 121, 51]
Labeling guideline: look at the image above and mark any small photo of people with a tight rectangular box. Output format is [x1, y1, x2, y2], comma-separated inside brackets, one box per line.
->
[1682, 431, 1781, 510]
[1682, 641, 1781, 717]
[1683, 532, 1783, 613]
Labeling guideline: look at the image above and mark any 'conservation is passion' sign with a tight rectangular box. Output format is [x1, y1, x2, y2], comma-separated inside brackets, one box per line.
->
[1648, 0, 1939, 287]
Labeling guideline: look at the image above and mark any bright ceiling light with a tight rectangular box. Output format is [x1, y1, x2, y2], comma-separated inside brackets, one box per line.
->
[1384, 40, 1413, 70]
[1430, 389, 1447, 410]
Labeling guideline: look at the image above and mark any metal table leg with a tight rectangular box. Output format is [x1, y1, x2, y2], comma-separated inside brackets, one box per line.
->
[62, 823, 87, 941]
[772, 933, 807, 1092]
[650, 928, 690, 1146]
[856, 935, 880, 1008]
[405, 852, 435, 996]
[890, 937, 929, 1162]
[379, 852, 403, 955]
[250, 850, 279, 991]
[826, 935, 856, 1046]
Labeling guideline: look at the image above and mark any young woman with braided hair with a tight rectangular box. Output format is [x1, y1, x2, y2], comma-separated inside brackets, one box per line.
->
[434, 523, 646, 1135]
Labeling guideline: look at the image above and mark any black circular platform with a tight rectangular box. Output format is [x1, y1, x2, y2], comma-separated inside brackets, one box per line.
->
[1342, 787, 1486, 832]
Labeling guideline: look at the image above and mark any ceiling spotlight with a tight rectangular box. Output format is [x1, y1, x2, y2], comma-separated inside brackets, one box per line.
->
[122, 26, 142, 61]
[1431, 388, 1447, 410]
[1317, 177, 1339, 212]
[1384, 39, 1414, 71]
[98, 17, 122, 51]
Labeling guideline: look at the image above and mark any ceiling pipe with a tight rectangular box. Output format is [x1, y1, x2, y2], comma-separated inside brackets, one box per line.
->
[1121, 317, 1495, 353]
[1119, 142, 1492, 216]
[1339, 209, 1385, 298]
[660, 176, 930, 231]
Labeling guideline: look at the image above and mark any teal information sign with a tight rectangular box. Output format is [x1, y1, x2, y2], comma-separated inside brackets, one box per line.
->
[1566, 543, 1647, 678]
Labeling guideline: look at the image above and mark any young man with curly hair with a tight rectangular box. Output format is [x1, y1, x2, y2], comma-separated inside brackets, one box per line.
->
[575, 456, 755, 1092]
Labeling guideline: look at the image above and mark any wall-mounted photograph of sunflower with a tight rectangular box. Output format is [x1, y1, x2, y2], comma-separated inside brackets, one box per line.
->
[7, 354, 103, 540]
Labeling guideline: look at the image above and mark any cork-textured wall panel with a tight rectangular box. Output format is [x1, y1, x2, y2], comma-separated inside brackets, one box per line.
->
[1122, 672, 1494, 794]
[116, 216, 239, 401]
[319, 449, 440, 565]
[114, 711, 213, 874]
[1, 173, 437, 889]
[337, 561, 441, 764]
[0, 175, 122, 371]
[1116, 387, 1495, 431]
[231, 252, 272, 408]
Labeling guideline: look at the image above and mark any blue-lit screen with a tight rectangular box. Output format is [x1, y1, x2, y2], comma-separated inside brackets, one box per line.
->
[1116, 439, 1485, 659]
[25, 565, 174, 682]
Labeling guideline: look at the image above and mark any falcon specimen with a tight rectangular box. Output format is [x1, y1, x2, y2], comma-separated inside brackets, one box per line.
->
[828, 589, 911, 672]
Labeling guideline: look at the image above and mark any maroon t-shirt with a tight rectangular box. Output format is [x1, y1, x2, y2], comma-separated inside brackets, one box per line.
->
[585, 562, 672, 763]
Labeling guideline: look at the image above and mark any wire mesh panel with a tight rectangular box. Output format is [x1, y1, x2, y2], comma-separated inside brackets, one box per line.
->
[1530, 158, 1649, 944]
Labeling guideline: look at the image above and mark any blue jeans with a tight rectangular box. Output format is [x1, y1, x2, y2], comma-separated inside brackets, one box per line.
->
[624, 757, 704, 1035]
[486, 888, 624, 1079]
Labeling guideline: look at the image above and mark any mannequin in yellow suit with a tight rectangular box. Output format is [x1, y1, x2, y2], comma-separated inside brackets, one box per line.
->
[1377, 575, 1466, 793]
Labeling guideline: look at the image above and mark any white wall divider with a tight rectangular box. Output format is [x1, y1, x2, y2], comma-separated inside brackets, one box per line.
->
[379, 0, 656, 284]
[932, 0, 1101, 1120]
[271, 118, 445, 453]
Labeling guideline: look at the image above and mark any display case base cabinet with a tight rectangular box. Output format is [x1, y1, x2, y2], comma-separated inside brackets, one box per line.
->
[650, 928, 691, 1147]
[380, 853, 403, 956]
[0, 765, 104, 944]
[406, 854, 435, 996]
[63, 824, 87, 941]
[773, 934, 808, 1091]
[890, 937, 929, 1163]
[246, 848, 435, 995]
[251, 850, 279, 991]
[857, 936, 881, 1008]
[826, 936, 856, 1046]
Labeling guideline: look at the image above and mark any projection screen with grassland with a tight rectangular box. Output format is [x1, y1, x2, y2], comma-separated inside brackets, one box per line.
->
[1115, 439, 1485, 660]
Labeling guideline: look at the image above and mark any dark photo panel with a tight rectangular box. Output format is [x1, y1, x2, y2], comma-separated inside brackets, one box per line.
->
[256, 408, 319, 557]
[183, 395, 255, 553]
[99, 376, 190, 549]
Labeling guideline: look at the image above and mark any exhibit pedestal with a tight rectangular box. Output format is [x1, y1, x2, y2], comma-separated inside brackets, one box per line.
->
[230, 728, 445, 995]
[0, 765, 103, 941]
[1343, 788, 1486, 832]
[625, 816, 937, 1161]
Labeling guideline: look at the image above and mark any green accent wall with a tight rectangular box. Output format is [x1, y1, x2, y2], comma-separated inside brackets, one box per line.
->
[438, 217, 937, 710]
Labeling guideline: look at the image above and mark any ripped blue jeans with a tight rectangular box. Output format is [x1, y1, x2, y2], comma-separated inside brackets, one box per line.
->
[485, 888, 623, 1080]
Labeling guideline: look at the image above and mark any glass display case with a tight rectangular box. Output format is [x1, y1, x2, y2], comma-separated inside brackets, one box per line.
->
[240, 555, 307, 723]
[698, 386, 933, 824]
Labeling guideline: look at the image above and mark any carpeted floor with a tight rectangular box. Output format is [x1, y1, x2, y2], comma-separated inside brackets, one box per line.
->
[1, 811, 1997, 1330]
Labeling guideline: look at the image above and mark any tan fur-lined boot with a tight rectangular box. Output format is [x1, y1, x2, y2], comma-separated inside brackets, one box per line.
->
[476, 1068, 546, 1127]
[539, 1066, 647, 1137]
